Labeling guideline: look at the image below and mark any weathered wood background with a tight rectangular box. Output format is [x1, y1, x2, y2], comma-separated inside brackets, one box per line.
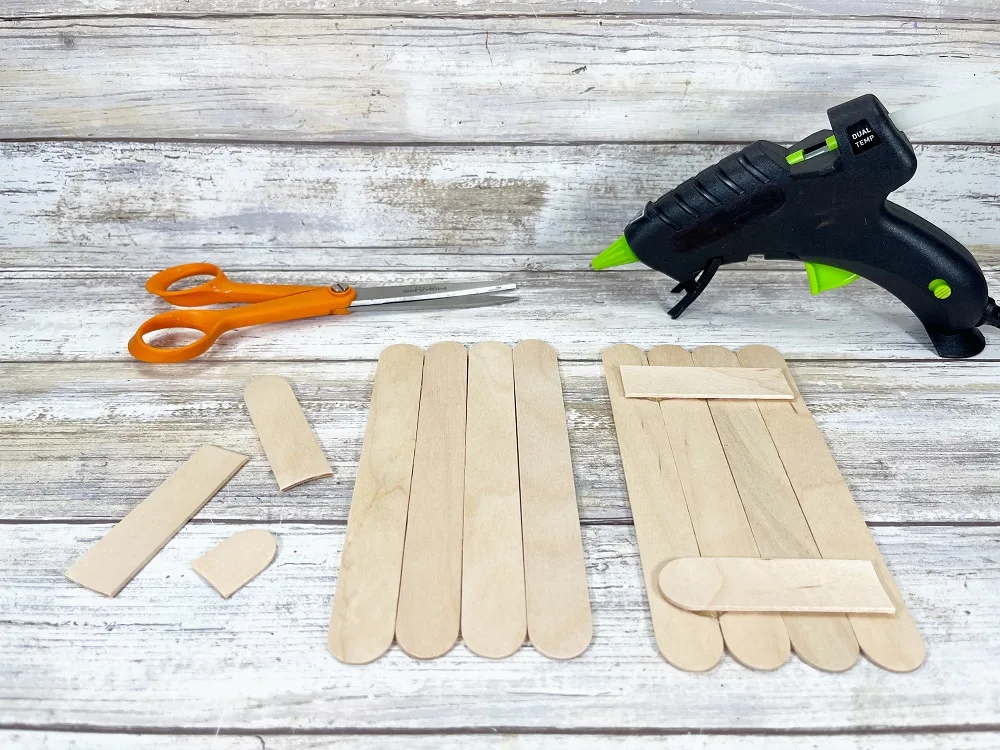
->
[1, 1, 999, 748]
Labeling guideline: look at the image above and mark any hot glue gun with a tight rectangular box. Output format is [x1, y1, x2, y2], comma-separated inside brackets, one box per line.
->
[592, 89, 1000, 358]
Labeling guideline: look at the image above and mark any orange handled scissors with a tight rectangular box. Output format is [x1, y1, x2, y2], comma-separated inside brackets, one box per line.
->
[129, 262, 516, 363]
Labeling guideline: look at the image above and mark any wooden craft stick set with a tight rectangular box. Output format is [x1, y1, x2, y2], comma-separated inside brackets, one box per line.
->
[328, 340, 593, 663]
[603, 344, 925, 673]
[65, 336, 922, 674]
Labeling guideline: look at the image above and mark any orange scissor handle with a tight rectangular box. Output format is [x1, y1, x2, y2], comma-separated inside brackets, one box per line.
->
[128, 285, 357, 363]
[145, 262, 322, 307]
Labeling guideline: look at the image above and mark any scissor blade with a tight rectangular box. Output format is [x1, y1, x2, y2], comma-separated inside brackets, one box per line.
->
[349, 281, 517, 307]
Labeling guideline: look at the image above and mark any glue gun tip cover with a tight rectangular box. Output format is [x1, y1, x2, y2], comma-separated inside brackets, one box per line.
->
[592, 235, 639, 270]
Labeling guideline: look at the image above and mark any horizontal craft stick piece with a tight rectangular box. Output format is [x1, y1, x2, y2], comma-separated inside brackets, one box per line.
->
[620, 365, 793, 401]
[647, 345, 789, 671]
[692, 346, 860, 673]
[244, 374, 332, 491]
[395, 342, 467, 660]
[659, 558, 896, 614]
[737, 344, 926, 672]
[328, 344, 423, 665]
[65, 444, 248, 597]
[462, 342, 527, 659]
[602, 344, 723, 672]
[193, 529, 277, 599]
[514, 340, 592, 660]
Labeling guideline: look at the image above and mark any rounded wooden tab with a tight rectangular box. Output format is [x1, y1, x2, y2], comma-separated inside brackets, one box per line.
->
[192, 529, 277, 599]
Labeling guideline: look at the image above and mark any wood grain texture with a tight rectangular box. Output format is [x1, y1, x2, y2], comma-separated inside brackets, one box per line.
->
[191, 529, 277, 598]
[513, 339, 592, 660]
[2, 143, 997, 272]
[328, 344, 423, 664]
[5, 358, 1000, 525]
[64, 444, 248, 596]
[5, 0, 999, 19]
[646, 345, 789, 671]
[620, 365, 792, 400]
[2, 19, 999, 142]
[738, 344, 927, 673]
[3, 522, 996, 730]
[244, 374, 332, 491]
[691, 346, 860, 673]
[395, 341, 467, 660]
[7, 732, 1000, 750]
[11, 269, 1000, 362]
[659, 558, 895, 614]
[462, 342, 526, 659]
[602, 344, 723, 671]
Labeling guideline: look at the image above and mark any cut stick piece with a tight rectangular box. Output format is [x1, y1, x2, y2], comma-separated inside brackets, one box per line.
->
[691, 346, 860, 673]
[244, 374, 333, 491]
[647, 345, 789, 671]
[395, 342, 467, 660]
[737, 344, 926, 672]
[193, 529, 278, 599]
[514, 340, 593, 660]
[620, 365, 793, 401]
[602, 344, 723, 671]
[329, 344, 423, 664]
[65, 444, 248, 597]
[462, 342, 527, 659]
[659, 558, 895, 614]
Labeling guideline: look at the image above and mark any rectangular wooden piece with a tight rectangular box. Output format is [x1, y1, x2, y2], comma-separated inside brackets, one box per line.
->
[65, 444, 248, 597]
[620, 365, 793, 401]
[658, 558, 896, 614]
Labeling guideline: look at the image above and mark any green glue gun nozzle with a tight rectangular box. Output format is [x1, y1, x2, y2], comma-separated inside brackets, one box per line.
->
[591, 235, 639, 270]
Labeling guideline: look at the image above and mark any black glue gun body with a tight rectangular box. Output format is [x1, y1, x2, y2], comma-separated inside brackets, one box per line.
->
[620, 94, 994, 358]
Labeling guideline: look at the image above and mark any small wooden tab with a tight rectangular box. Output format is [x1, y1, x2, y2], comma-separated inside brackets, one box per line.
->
[193, 530, 277, 599]
[329, 344, 424, 665]
[620, 365, 793, 401]
[602, 344, 723, 672]
[395, 342, 467, 660]
[462, 342, 527, 659]
[737, 344, 926, 672]
[659, 558, 896, 614]
[691, 346, 860, 673]
[244, 374, 333, 491]
[647, 345, 790, 671]
[65, 444, 248, 597]
[514, 340, 593, 660]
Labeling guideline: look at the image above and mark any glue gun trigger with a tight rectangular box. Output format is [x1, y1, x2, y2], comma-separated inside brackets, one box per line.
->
[667, 257, 724, 319]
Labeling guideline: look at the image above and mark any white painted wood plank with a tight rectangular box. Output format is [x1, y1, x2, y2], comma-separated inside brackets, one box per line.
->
[0, 522, 996, 730]
[6, 269, 1000, 361]
[2, 19, 998, 142]
[4, 0, 998, 20]
[7, 731, 1000, 750]
[3, 357, 1000, 524]
[2, 142, 996, 272]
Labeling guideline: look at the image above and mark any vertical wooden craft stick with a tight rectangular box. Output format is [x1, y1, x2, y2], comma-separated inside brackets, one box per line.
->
[462, 342, 527, 658]
[647, 345, 790, 670]
[691, 346, 860, 673]
[602, 344, 723, 671]
[329, 344, 424, 664]
[514, 340, 593, 660]
[736, 345, 926, 672]
[395, 342, 468, 659]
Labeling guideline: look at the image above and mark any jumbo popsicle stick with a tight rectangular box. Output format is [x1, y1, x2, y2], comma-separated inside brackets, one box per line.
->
[647, 345, 790, 670]
[329, 344, 423, 664]
[620, 365, 793, 400]
[602, 344, 723, 671]
[514, 340, 592, 660]
[737, 345, 926, 672]
[395, 342, 467, 660]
